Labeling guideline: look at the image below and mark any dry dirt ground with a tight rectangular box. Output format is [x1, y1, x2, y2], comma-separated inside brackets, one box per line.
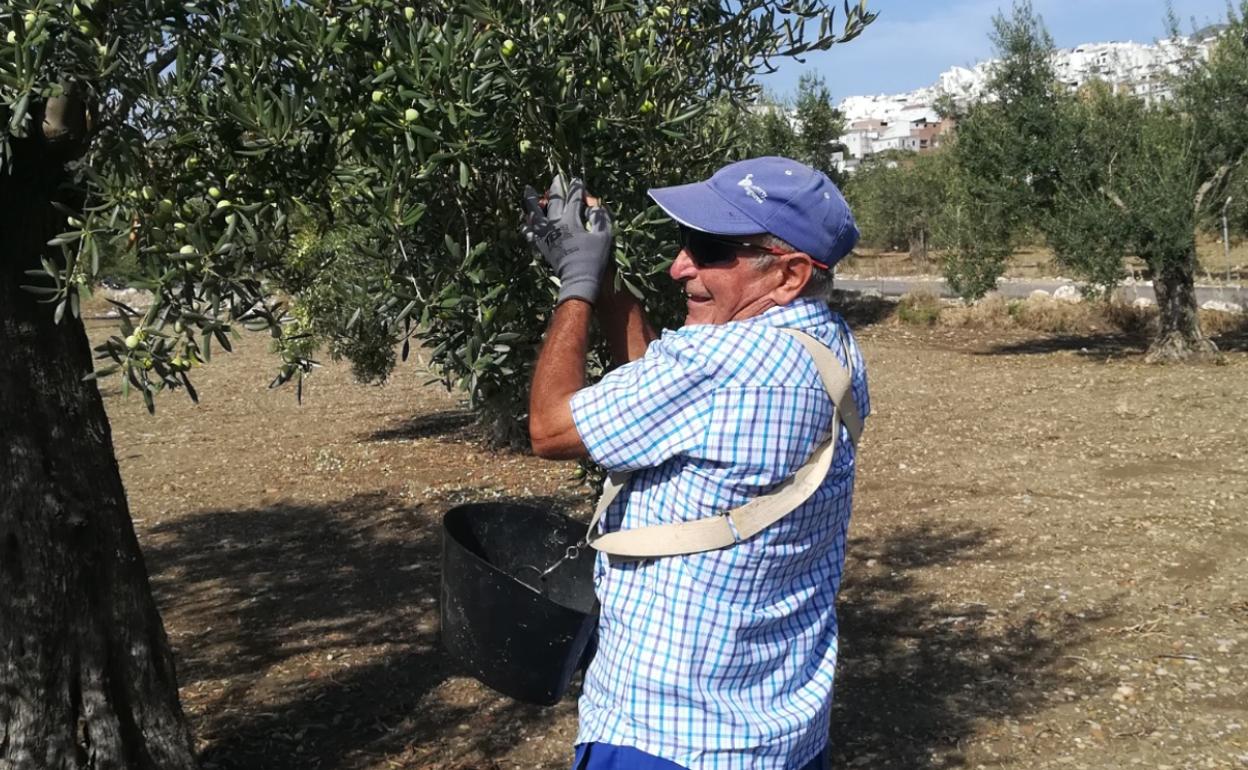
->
[93, 307, 1248, 770]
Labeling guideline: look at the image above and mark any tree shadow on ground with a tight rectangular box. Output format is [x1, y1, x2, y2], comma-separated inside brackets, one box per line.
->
[831, 290, 896, 329]
[1211, 326, 1248, 352]
[143, 490, 584, 770]
[978, 322, 1248, 358]
[976, 332, 1150, 358]
[146, 495, 1112, 769]
[828, 522, 1115, 769]
[367, 409, 479, 443]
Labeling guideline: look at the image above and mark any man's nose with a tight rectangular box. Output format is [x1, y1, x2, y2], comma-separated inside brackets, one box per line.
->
[669, 248, 698, 281]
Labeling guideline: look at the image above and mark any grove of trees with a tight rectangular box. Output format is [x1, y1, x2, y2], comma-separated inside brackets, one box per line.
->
[1, 0, 876, 766]
[842, 1, 1248, 361]
[844, 149, 951, 262]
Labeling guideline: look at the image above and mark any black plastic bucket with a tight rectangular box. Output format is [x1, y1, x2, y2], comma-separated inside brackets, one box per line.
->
[440, 502, 598, 706]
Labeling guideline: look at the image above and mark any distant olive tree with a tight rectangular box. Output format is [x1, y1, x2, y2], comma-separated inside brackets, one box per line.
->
[1179, 3, 1248, 252]
[740, 93, 800, 160]
[740, 71, 847, 180]
[942, 0, 1068, 299]
[845, 149, 953, 263]
[1044, 4, 1248, 361]
[793, 72, 846, 179]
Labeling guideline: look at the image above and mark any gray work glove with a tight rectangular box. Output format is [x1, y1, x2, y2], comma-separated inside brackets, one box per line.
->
[521, 175, 613, 305]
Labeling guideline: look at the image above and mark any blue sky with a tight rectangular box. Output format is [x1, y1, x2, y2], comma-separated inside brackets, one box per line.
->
[761, 0, 1237, 99]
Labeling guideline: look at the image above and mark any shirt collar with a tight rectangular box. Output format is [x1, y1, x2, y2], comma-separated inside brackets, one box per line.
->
[738, 298, 835, 329]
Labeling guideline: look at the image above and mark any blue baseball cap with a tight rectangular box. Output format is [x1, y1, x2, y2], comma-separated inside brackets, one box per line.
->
[647, 156, 859, 269]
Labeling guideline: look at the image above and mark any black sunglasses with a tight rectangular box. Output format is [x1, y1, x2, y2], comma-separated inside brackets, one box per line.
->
[678, 226, 789, 267]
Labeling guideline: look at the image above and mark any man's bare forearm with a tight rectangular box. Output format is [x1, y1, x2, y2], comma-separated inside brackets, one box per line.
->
[597, 270, 658, 366]
[528, 299, 593, 459]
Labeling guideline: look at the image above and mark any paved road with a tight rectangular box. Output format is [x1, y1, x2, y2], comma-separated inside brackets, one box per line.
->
[836, 277, 1248, 306]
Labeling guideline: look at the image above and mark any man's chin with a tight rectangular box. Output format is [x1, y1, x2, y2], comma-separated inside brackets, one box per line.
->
[684, 298, 715, 326]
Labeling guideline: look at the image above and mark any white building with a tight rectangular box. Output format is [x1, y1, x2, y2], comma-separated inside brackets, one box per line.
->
[836, 35, 1212, 126]
[837, 109, 950, 171]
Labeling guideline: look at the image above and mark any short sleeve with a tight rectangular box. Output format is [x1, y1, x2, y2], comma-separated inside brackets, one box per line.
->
[569, 332, 714, 472]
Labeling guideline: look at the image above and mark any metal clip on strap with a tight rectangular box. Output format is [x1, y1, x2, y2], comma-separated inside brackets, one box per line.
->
[586, 329, 863, 562]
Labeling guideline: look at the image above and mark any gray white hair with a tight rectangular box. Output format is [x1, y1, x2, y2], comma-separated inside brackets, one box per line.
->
[749, 234, 835, 302]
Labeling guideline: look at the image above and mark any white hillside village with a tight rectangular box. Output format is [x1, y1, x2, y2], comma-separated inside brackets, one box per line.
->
[828, 35, 1213, 175]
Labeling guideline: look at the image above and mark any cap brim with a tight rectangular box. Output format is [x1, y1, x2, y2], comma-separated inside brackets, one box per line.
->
[647, 182, 763, 236]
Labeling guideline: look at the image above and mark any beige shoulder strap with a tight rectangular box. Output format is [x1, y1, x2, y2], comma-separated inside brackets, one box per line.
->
[586, 328, 863, 561]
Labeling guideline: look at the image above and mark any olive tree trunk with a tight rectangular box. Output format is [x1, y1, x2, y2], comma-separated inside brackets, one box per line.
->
[0, 137, 197, 769]
[1147, 247, 1218, 363]
[908, 228, 928, 265]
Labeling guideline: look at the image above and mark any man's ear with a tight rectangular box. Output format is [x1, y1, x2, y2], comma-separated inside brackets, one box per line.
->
[769, 252, 814, 303]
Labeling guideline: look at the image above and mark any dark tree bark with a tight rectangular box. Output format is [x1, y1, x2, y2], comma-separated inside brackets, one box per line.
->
[0, 134, 197, 767]
[1147, 247, 1218, 363]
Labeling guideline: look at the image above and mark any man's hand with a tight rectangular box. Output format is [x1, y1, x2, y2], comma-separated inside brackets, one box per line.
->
[522, 175, 612, 305]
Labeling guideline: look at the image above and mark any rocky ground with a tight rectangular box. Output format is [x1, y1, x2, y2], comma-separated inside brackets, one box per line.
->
[94, 306, 1248, 770]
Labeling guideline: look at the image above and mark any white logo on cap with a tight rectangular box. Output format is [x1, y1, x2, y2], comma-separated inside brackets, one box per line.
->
[738, 174, 767, 204]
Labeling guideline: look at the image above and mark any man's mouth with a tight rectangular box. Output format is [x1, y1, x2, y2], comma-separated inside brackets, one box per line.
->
[685, 290, 710, 304]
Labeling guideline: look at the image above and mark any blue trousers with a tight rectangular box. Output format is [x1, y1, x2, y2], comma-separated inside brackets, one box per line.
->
[573, 742, 829, 770]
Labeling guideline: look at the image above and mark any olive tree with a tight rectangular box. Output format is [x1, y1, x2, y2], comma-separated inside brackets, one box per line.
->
[740, 94, 799, 161]
[942, 0, 1067, 299]
[739, 71, 845, 180]
[791, 72, 845, 179]
[0, 0, 875, 765]
[1044, 86, 1210, 359]
[1044, 5, 1247, 360]
[1179, 3, 1248, 277]
[845, 149, 952, 263]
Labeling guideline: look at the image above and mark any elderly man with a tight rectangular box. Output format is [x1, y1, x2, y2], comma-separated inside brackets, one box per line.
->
[523, 156, 870, 770]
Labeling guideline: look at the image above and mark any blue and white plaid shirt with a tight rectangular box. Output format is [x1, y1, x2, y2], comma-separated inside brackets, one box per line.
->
[569, 298, 871, 770]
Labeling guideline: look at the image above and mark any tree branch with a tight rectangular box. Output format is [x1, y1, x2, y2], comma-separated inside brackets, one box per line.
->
[1194, 151, 1247, 215]
[1098, 186, 1128, 212]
